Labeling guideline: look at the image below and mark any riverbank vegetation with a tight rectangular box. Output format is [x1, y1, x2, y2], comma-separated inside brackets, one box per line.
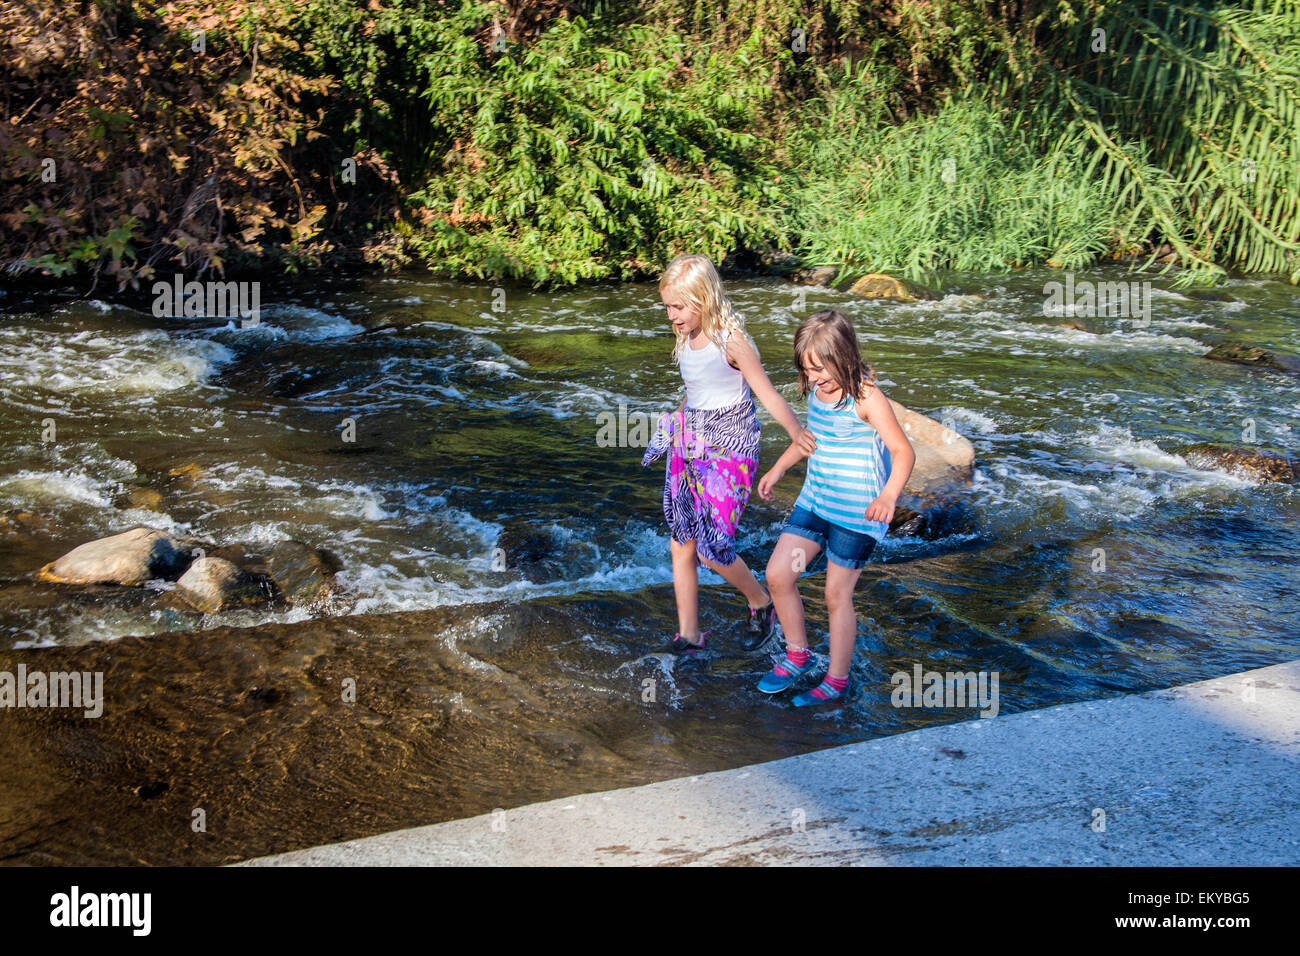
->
[2, 0, 1297, 291]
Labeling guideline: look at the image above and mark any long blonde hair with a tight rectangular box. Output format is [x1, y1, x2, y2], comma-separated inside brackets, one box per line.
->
[659, 254, 747, 364]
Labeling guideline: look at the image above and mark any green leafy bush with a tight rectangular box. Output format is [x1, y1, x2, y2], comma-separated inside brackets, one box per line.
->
[401, 9, 787, 286]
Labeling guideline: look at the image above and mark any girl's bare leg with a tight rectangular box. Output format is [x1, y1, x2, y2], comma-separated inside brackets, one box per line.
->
[669, 537, 702, 641]
[699, 552, 770, 608]
[824, 561, 865, 677]
[765, 533, 822, 649]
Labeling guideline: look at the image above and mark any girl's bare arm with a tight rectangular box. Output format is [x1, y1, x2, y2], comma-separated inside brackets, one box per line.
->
[858, 384, 915, 503]
[728, 332, 805, 443]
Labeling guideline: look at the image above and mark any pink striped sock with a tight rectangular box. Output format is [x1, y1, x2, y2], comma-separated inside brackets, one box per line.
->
[811, 673, 849, 699]
[772, 645, 810, 676]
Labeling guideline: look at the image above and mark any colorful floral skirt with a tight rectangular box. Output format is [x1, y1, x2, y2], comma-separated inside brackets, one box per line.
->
[641, 395, 761, 566]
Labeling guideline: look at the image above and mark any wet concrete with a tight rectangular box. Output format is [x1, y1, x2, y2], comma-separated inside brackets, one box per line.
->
[242, 660, 1300, 866]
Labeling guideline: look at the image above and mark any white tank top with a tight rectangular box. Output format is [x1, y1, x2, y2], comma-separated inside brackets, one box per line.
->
[679, 326, 750, 409]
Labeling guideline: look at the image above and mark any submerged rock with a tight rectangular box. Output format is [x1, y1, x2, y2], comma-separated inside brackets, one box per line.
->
[1204, 343, 1300, 375]
[1188, 290, 1243, 304]
[1, 510, 45, 536]
[495, 525, 580, 584]
[266, 540, 338, 607]
[1181, 444, 1299, 483]
[846, 274, 934, 302]
[114, 485, 164, 511]
[166, 462, 205, 484]
[37, 526, 194, 585]
[175, 556, 272, 613]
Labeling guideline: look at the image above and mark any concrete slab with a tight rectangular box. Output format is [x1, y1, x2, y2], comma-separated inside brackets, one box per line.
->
[240, 660, 1300, 866]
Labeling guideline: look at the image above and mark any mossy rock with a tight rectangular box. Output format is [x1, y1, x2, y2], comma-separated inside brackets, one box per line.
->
[1181, 444, 1299, 483]
[1204, 343, 1300, 375]
[844, 274, 934, 302]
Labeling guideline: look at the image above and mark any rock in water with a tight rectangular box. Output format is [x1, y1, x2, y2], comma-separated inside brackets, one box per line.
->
[884, 401, 978, 539]
[203, 542, 266, 574]
[889, 399, 975, 495]
[1204, 343, 1300, 375]
[1181, 444, 1299, 483]
[887, 493, 977, 540]
[1, 510, 44, 537]
[175, 557, 270, 613]
[889, 506, 927, 537]
[114, 485, 164, 511]
[37, 526, 194, 585]
[266, 540, 337, 607]
[847, 274, 934, 302]
[495, 526, 565, 583]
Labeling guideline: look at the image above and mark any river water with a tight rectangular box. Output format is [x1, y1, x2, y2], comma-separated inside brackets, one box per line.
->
[1, 268, 1297, 862]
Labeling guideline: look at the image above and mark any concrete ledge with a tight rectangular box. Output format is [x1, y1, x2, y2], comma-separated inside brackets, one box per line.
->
[241, 660, 1300, 866]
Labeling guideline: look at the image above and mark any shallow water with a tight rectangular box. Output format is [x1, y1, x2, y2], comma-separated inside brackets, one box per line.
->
[1, 268, 1297, 861]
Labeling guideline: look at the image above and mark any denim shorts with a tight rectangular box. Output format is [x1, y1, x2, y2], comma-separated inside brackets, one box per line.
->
[781, 504, 878, 570]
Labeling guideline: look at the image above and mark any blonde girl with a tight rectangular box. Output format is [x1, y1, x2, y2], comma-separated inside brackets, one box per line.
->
[641, 254, 812, 655]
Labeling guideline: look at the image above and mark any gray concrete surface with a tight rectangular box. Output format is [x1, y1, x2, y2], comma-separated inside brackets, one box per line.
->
[241, 660, 1300, 865]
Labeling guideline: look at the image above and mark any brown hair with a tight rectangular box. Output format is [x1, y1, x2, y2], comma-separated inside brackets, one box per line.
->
[658, 254, 747, 364]
[792, 310, 876, 409]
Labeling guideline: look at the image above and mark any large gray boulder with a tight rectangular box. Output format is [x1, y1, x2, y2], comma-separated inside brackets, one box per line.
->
[37, 526, 194, 585]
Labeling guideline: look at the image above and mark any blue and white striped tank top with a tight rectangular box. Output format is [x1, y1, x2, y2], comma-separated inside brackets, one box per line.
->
[792, 383, 893, 541]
